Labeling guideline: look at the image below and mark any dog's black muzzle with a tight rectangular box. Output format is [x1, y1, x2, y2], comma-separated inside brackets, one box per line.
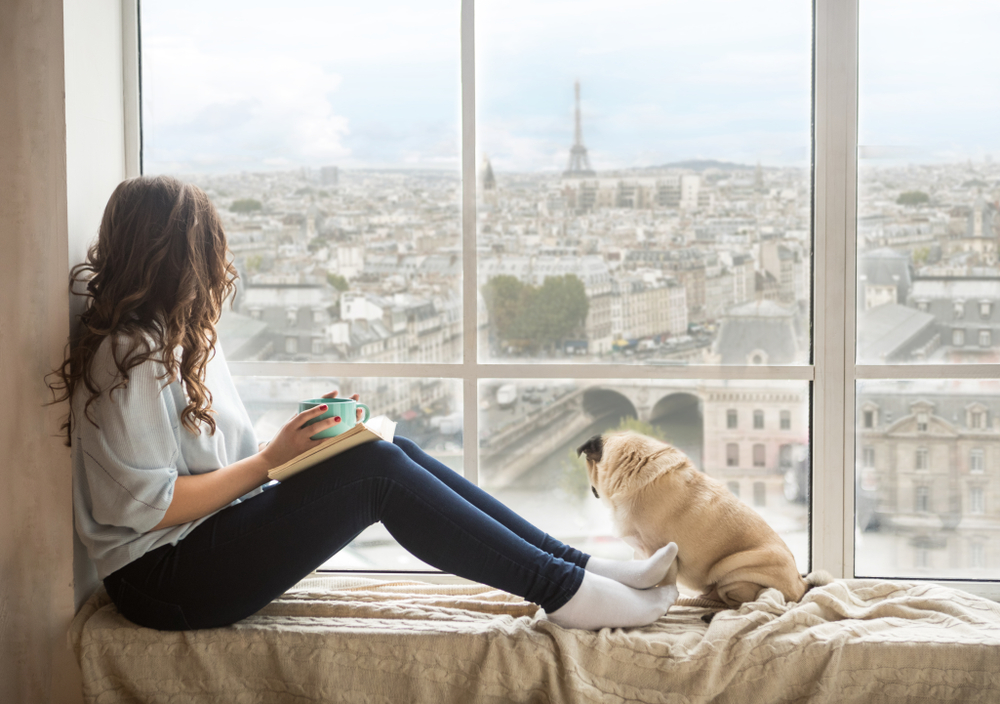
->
[576, 434, 604, 499]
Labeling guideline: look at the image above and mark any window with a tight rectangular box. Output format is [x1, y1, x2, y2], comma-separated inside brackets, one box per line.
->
[753, 410, 764, 430]
[915, 448, 929, 471]
[753, 482, 766, 507]
[981, 330, 992, 348]
[915, 486, 931, 513]
[780, 410, 791, 430]
[981, 302, 992, 319]
[136, 0, 1000, 589]
[916, 413, 928, 433]
[727, 443, 740, 468]
[862, 447, 875, 469]
[970, 486, 985, 515]
[140, 0, 813, 573]
[971, 449, 985, 473]
[727, 481, 740, 498]
[753, 444, 766, 468]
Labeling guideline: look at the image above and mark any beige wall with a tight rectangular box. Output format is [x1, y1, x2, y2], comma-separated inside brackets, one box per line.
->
[0, 1, 78, 701]
[1, 0, 127, 701]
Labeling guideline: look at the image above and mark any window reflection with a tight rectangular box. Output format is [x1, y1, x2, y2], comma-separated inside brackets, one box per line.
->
[856, 380, 1000, 579]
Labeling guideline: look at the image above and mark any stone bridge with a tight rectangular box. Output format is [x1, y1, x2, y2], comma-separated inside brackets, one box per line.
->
[480, 381, 708, 488]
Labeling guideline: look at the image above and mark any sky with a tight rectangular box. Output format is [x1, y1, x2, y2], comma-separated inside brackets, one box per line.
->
[140, 0, 1000, 175]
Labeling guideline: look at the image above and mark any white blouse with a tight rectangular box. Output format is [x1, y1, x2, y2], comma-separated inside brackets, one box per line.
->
[72, 337, 260, 579]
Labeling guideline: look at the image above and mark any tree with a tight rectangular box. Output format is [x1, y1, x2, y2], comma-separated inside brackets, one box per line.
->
[896, 191, 929, 206]
[532, 275, 588, 347]
[481, 274, 588, 353]
[327, 272, 349, 291]
[244, 254, 262, 274]
[482, 275, 530, 346]
[230, 198, 263, 214]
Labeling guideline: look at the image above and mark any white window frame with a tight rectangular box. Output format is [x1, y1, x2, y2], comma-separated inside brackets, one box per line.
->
[117, 0, 1000, 598]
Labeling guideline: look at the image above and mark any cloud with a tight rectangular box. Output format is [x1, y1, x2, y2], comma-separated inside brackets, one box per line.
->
[141, 0, 1000, 174]
[142, 34, 351, 173]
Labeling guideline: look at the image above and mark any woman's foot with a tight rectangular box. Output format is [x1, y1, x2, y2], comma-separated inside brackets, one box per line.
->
[545, 571, 678, 630]
[584, 542, 678, 589]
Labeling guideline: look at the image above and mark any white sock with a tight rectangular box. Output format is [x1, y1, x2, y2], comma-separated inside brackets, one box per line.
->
[584, 543, 679, 589]
[545, 571, 678, 630]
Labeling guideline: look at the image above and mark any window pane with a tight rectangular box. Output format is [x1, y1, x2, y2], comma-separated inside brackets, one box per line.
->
[142, 1, 462, 364]
[476, 0, 812, 364]
[233, 375, 462, 571]
[857, 1, 1000, 364]
[856, 379, 1000, 579]
[480, 379, 810, 572]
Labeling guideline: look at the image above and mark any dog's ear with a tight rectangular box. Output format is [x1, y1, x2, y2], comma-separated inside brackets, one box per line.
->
[576, 434, 603, 463]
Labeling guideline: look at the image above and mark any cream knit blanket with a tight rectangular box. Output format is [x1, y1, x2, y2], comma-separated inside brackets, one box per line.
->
[70, 575, 1000, 703]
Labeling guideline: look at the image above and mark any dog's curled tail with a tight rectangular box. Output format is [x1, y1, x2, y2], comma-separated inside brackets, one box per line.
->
[805, 570, 834, 591]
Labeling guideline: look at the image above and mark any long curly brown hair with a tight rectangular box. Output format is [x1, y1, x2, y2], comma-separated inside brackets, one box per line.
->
[47, 175, 238, 445]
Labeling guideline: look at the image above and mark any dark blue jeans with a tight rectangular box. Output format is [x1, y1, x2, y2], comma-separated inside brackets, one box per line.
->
[104, 437, 589, 630]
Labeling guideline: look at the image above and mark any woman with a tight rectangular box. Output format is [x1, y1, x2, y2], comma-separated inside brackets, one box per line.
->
[48, 175, 679, 631]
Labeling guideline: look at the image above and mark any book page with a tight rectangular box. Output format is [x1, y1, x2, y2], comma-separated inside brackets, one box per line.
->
[267, 416, 397, 482]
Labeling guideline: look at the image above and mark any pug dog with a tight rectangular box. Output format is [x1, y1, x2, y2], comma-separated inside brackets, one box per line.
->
[578, 430, 830, 609]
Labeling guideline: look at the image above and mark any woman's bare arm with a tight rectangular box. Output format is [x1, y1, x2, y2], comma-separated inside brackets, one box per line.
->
[151, 403, 341, 530]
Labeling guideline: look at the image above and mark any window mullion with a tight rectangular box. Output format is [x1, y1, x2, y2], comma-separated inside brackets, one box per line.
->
[812, 0, 859, 579]
[461, 0, 478, 484]
[122, 0, 141, 178]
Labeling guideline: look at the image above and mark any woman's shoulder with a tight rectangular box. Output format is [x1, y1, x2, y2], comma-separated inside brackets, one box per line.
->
[89, 332, 175, 391]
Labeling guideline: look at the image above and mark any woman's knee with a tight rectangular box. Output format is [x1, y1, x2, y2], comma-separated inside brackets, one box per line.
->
[393, 436, 419, 456]
[361, 439, 416, 478]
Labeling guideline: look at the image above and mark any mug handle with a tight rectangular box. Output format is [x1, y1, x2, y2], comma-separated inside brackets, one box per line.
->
[357, 403, 371, 423]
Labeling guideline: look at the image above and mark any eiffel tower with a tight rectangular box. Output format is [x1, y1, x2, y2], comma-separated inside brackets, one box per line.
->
[563, 80, 595, 177]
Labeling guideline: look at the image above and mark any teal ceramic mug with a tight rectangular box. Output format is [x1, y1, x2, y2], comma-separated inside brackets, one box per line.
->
[299, 398, 371, 440]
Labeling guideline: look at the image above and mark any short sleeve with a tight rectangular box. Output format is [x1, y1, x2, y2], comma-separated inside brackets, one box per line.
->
[77, 348, 180, 534]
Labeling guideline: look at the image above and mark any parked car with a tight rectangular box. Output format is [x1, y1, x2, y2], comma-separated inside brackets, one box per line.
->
[496, 384, 517, 409]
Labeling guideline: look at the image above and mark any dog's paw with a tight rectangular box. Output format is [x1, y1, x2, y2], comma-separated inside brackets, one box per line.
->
[805, 570, 834, 588]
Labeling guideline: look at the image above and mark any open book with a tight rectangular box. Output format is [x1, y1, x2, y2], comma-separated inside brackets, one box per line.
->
[267, 415, 397, 482]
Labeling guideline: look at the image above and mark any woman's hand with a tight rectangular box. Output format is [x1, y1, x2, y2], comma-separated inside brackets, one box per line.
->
[259, 403, 341, 468]
[321, 389, 365, 421]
